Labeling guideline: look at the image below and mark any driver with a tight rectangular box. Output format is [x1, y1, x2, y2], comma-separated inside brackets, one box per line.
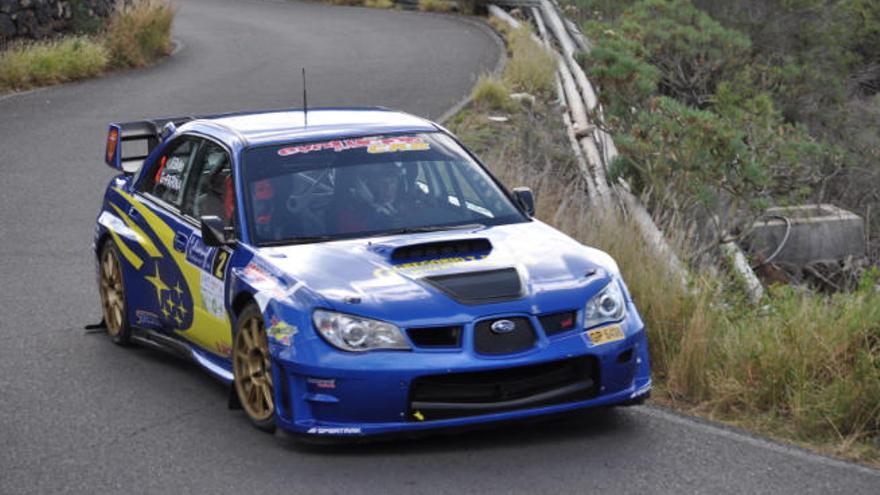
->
[336, 164, 405, 233]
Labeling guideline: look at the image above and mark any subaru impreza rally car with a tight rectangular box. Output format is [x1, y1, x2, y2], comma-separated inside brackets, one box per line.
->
[94, 107, 651, 438]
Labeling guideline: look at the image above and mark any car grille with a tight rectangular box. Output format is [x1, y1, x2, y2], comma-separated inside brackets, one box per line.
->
[539, 310, 577, 336]
[473, 317, 536, 355]
[408, 357, 598, 421]
[407, 326, 463, 348]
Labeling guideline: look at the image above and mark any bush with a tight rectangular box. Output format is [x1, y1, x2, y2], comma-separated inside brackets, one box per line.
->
[591, 0, 751, 108]
[0, 36, 108, 91]
[450, 101, 880, 463]
[471, 74, 514, 112]
[364, 0, 394, 7]
[502, 27, 556, 95]
[104, 0, 175, 68]
[417, 0, 456, 12]
[580, 32, 659, 127]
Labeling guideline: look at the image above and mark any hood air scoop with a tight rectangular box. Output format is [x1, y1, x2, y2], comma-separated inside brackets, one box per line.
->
[424, 267, 523, 305]
[390, 238, 492, 262]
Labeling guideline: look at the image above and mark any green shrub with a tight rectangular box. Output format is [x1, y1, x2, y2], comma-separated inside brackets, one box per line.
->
[448, 77, 880, 463]
[364, 0, 394, 7]
[580, 32, 659, 127]
[417, 0, 456, 12]
[502, 27, 556, 95]
[104, 0, 175, 68]
[595, 0, 751, 108]
[0, 36, 108, 91]
[471, 74, 513, 112]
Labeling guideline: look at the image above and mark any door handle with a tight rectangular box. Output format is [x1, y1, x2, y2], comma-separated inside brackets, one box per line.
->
[173, 232, 189, 252]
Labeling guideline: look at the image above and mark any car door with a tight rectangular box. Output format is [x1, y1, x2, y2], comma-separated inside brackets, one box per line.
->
[174, 138, 236, 357]
[127, 136, 201, 337]
[129, 135, 236, 357]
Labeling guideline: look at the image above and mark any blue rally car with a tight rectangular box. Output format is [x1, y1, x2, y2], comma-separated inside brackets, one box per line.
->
[94, 107, 651, 438]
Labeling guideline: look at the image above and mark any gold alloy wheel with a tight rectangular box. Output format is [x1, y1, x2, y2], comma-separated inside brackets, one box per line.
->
[99, 246, 125, 338]
[233, 314, 275, 422]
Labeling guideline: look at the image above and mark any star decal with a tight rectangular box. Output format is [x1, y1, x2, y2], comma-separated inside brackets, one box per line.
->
[145, 260, 190, 329]
[145, 262, 170, 308]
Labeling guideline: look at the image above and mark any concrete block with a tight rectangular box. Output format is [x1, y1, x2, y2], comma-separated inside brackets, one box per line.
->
[748, 204, 865, 266]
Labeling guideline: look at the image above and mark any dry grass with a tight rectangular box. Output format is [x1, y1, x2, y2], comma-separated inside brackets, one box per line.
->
[471, 74, 515, 112]
[0, 0, 175, 93]
[0, 36, 108, 91]
[104, 0, 175, 68]
[418, 0, 457, 12]
[448, 96, 880, 465]
[363, 0, 395, 8]
[502, 26, 556, 95]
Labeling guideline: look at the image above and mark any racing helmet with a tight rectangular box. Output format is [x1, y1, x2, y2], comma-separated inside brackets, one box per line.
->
[352, 163, 405, 213]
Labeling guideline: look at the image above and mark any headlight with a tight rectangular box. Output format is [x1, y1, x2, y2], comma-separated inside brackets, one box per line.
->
[584, 279, 626, 329]
[312, 309, 411, 352]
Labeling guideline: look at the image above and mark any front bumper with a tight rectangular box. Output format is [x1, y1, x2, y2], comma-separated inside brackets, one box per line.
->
[270, 310, 651, 438]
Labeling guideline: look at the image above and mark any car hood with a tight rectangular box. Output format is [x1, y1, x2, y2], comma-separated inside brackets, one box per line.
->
[256, 220, 618, 324]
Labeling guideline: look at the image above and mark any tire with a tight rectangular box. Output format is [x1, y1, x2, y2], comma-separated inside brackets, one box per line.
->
[98, 238, 132, 345]
[233, 303, 276, 432]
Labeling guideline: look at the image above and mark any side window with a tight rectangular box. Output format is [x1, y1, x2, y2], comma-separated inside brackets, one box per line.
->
[182, 141, 234, 229]
[141, 138, 200, 208]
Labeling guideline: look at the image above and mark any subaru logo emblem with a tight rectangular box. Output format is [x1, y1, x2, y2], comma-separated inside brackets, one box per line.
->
[491, 319, 516, 334]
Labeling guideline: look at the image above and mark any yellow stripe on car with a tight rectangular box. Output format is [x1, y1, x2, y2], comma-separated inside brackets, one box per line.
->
[114, 187, 233, 356]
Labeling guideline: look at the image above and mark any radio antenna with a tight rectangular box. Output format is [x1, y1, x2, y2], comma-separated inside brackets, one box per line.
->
[302, 67, 308, 127]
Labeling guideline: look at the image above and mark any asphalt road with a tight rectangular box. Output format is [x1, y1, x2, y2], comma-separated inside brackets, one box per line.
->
[0, 0, 877, 493]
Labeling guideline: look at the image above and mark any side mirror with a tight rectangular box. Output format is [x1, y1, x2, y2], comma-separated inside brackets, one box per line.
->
[201, 215, 231, 247]
[513, 187, 535, 217]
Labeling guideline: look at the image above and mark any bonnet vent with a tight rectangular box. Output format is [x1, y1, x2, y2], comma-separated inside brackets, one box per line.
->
[390, 238, 492, 262]
[424, 267, 523, 305]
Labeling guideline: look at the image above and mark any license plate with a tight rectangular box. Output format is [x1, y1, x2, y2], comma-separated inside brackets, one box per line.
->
[587, 324, 625, 346]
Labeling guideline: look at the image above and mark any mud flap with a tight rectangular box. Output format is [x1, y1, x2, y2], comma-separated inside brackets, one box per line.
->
[228, 385, 242, 410]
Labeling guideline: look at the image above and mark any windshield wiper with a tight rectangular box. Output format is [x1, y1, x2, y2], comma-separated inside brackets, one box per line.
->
[260, 236, 336, 246]
[382, 223, 485, 236]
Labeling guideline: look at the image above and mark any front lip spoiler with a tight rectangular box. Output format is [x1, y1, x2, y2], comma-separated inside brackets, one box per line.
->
[276, 405, 608, 446]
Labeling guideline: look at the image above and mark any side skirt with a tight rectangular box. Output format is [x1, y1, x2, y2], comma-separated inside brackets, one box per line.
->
[130, 327, 234, 384]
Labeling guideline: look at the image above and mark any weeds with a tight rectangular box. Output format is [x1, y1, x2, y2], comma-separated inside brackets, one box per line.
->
[0, 37, 108, 91]
[503, 27, 556, 95]
[0, 0, 174, 93]
[448, 95, 880, 465]
[418, 0, 457, 12]
[471, 74, 514, 112]
[363, 0, 395, 8]
[104, 0, 175, 68]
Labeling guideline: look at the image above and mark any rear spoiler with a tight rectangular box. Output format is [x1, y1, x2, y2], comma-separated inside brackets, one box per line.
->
[104, 116, 195, 173]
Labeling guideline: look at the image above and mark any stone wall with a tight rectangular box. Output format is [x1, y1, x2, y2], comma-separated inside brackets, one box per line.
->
[0, 0, 118, 41]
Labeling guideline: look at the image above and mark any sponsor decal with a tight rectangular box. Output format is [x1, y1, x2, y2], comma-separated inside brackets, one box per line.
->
[266, 316, 297, 346]
[200, 271, 226, 319]
[306, 427, 362, 435]
[216, 341, 233, 358]
[159, 174, 182, 192]
[185, 235, 216, 273]
[306, 377, 336, 390]
[135, 309, 162, 329]
[165, 156, 187, 172]
[185, 235, 230, 280]
[373, 254, 487, 278]
[277, 136, 430, 157]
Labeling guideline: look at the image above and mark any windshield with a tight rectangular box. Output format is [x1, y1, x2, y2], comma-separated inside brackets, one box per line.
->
[241, 132, 526, 245]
